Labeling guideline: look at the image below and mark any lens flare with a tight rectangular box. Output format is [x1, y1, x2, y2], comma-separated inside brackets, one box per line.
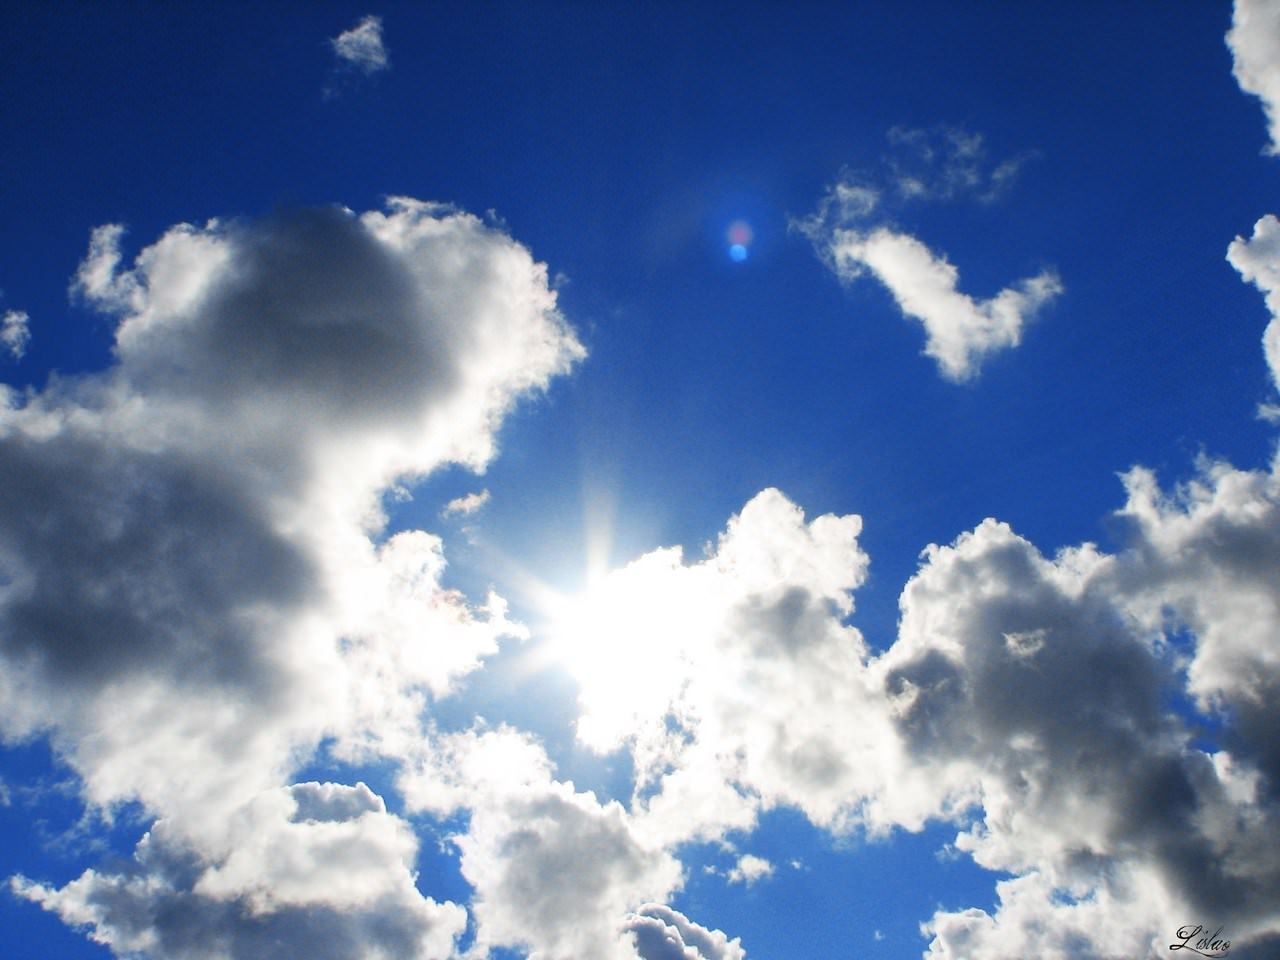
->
[726, 220, 753, 262]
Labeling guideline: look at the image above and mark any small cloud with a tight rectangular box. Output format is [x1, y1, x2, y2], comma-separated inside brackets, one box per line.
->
[874, 929, 885, 941]
[442, 489, 491, 518]
[803, 208, 1062, 382]
[1, 309, 29, 359]
[331, 14, 389, 76]
[726, 853, 774, 886]
[935, 843, 964, 863]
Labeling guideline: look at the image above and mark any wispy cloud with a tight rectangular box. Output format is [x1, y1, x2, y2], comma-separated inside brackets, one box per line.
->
[1, 309, 29, 360]
[887, 125, 1032, 202]
[441, 488, 491, 518]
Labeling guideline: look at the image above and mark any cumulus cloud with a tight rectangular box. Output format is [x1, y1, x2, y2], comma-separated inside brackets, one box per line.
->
[725, 853, 774, 886]
[1227, 213, 1280, 415]
[399, 726, 686, 959]
[1, 309, 29, 359]
[14, 782, 466, 960]
[1, 198, 583, 954]
[884, 508, 1280, 956]
[331, 14, 388, 75]
[1228, 0, 1280, 154]
[547, 457, 1280, 955]
[546, 488, 947, 852]
[625, 903, 746, 960]
[882, 152, 1280, 948]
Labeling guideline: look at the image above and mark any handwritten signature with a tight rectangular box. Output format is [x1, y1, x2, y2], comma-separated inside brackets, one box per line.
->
[1170, 924, 1230, 958]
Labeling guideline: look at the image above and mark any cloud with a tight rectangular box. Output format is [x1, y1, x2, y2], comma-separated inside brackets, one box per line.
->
[725, 853, 774, 886]
[887, 125, 1031, 202]
[8, 10, 1280, 955]
[14, 783, 467, 960]
[546, 444, 1280, 956]
[331, 14, 389, 75]
[1228, 0, 1280, 154]
[1227, 213, 1280, 415]
[442, 488, 491, 518]
[1116, 460, 1280, 805]
[1, 198, 583, 954]
[625, 903, 746, 960]
[872, 366, 1280, 957]
[1, 309, 29, 359]
[799, 147, 1062, 381]
[547, 488, 940, 851]
[399, 726, 687, 959]
[840, 227, 1061, 381]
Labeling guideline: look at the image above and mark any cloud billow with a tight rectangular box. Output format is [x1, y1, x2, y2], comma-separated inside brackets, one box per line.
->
[1228, 0, 1280, 155]
[1, 198, 584, 957]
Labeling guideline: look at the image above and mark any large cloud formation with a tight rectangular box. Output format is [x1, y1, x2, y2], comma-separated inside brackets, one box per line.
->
[1, 198, 590, 957]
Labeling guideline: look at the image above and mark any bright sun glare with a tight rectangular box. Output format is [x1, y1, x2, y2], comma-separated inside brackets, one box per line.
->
[541, 548, 713, 750]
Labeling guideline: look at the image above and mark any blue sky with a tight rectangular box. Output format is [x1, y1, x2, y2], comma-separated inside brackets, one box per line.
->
[2, 3, 1280, 958]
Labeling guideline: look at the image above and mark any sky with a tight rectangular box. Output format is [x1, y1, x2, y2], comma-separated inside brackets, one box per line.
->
[2, 2, 1280, 959]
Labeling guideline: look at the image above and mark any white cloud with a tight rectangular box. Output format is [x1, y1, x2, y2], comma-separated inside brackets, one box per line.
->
[1, 198, 583, 951]
[1228, 0, 1280, 154]
[1227, 214, 1280, 414]
[725, 853, 774, 886]
[71, 222, 144, 311]
[1116, 459, 1280, 809]
[883, 454, 1280, 956]
[442, 488, 491, 517]
[543, 457, 1280, 956]
[835, 226, 1061, 381]
[332, 15, 388, 75]
[545, 488, 940, 850]
[400, 726, 686, 959]
[800, 174, 1062, 381]
[872, 172, 1280, 950]
[14, 782, 467, 960]
[1, 309, 29, 360]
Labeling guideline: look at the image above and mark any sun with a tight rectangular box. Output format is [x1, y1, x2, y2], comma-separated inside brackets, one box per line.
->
[541, 547, 711, 751]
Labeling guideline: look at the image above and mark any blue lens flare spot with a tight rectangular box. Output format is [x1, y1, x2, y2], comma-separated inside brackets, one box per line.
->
[726, 220, 753, 263]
